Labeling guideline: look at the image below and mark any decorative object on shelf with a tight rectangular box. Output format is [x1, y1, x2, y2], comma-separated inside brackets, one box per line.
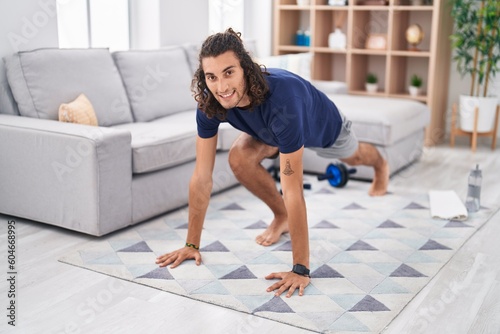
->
[365, 73, 378, 93]
[296, 0, 310, 5]
[449, 0, 500, 137]
[328, 11, 347, 49]
[358, 0, 388, 5]
[304, 30, 311, 46]
[328, 0, 347, 5]
[365, 33, 387, 50]
[409, 0, 425, 5]
[328, 28, 347, 49]
[405, 24, 424, 51]
[409, 74, 422, 97]
[295, 29, 310, 46]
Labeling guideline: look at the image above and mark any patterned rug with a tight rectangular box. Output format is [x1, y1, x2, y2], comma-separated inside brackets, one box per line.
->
[59, 175, 497, 333]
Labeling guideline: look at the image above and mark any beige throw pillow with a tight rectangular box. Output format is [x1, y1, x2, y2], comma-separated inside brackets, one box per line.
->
[58, 94, 98, 126]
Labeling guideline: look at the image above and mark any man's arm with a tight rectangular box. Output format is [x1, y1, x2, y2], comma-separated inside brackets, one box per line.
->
[266, 146, 310, 297]
[156, 134, 218, 268]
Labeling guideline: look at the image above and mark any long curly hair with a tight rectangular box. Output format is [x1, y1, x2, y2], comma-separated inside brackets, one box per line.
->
[191, 28, 269, 120]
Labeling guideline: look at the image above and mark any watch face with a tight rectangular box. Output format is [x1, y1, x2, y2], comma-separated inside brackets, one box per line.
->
[293, 264, 310, 276]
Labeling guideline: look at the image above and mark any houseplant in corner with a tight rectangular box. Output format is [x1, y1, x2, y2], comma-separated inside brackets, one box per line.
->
[365, 73, 378, 93]
[450, 0, 500, 133]
[409, 74, 423, 97]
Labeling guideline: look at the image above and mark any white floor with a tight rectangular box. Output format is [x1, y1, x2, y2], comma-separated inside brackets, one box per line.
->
[1, 140, 499, 334]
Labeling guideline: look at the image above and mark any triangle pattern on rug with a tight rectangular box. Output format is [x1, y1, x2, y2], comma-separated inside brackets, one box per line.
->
[220, 265, 257, 279]
[346, 240, 378, 251]
[328, 312, 370, 331]
[315, 188, 334, 194]
[419, 239, 452, 250]
[349, 295, 390, 312]
[311, 264, 344, 278]
[245, 220, 268, 229]
[253, 296, 294, 313]
[390, 264, 427, 277]
[137, 267, 174, 280]
[118, 241, 152, 253]
[221, 203, 245, 210]
[343, 203, 366, 210]
[201, 241, 230, 252]
[273, 240, 292, 251]
[312, 220, 339, 229]
[445, 220, 472, 228]
[175, 223, 189, 229]
[404, 202, 428, 209]
[378, 220, 404, 228]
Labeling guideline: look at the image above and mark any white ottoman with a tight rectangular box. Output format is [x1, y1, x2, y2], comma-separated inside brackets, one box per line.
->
[303, 94, 430, 180]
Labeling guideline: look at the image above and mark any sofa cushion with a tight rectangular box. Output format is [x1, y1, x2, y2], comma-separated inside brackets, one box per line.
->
[328, 94, 430, 146]
[112, 47, 196, 122]
[112, 110, 198, 174]
[4, 48, 133, 126]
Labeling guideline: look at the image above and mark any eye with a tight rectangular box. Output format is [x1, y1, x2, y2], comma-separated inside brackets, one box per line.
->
[206, 75, 216, 81]
[225, 69, 234, 76]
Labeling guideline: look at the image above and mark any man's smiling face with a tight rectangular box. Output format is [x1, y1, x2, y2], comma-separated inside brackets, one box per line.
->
[202, 50, 250, 109]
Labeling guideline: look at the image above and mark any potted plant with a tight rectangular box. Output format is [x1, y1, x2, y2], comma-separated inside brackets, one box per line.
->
[365, 73, 378, 93]
[409, 74, 423, 97]
[450, 0, 500, 133]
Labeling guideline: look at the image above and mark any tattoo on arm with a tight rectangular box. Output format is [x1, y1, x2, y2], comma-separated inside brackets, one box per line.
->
[282, 159, 295, 176]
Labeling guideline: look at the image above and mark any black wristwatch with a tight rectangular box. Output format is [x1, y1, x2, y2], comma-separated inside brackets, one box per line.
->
[292, 264, 310, 277]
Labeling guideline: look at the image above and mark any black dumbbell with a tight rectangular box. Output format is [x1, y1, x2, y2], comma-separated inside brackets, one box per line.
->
[317, 163, 357, 188]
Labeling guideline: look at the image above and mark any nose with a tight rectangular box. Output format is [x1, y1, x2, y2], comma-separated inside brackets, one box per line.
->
[217, 78, 228, 93]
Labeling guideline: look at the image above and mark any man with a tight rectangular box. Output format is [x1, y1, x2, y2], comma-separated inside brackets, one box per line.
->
[156, 28, 389, 298]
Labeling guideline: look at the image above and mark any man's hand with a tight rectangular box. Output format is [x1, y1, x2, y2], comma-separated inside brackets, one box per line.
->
[155, 246, 202, 268]
[265, 271, 310, 298]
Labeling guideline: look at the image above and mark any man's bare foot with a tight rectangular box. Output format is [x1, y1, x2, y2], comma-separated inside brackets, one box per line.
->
[256, 218, 289, 246]
[369, 159, 389, 196]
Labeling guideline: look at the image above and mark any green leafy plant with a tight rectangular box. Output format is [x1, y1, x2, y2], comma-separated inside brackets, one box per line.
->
[450, 0, 500, 97]
[410, 74, 423, 87]
[366, 73, 378, 84]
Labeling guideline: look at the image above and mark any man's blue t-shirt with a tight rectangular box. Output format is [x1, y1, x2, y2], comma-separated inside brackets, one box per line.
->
[196, 68, 342, 154]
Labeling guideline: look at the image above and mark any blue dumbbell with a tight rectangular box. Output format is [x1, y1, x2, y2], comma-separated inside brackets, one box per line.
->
[317, 163, 357, 188]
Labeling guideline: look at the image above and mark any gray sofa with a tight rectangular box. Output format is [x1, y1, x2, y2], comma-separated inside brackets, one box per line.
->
[0, 45, 252, 236]
[0, 44, 430, 237]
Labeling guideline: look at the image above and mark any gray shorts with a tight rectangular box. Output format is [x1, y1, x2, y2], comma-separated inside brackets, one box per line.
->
[309, 111, 359, 159]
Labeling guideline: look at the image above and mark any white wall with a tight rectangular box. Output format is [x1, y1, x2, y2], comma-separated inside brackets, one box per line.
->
[159, 0, 209, 46]
[0, 0, 59, 115]
[129, 0, 160, 49]
[244, 0, 273, 57]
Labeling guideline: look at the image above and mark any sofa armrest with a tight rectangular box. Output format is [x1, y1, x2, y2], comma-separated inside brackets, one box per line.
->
[0, 115, 132, 236]
[310, 80, 348, 95]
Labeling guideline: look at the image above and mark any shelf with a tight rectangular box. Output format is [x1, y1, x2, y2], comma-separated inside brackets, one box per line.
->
[351, 49, 389, 55]
[390, 50, 431, 57]
[273, 0, 453, 145]
[277, 45, 311, 53]
[313, 47, 347, 54]
[392, 5, 434, 11]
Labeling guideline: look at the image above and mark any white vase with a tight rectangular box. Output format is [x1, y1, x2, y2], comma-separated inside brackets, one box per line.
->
[409, 85, 421, 97]
[365, 83, 378, 93]
[459, 95, 498, 133]
[328, 28, 346, 49]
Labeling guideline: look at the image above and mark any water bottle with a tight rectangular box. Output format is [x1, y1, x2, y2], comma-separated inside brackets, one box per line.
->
[465, 164, 482, 213]
[296, 30, 304, 46]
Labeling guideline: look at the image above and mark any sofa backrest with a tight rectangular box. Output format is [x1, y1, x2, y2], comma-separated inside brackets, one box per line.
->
[112, 46, 196, 122]
[3, 48, 134, 126]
